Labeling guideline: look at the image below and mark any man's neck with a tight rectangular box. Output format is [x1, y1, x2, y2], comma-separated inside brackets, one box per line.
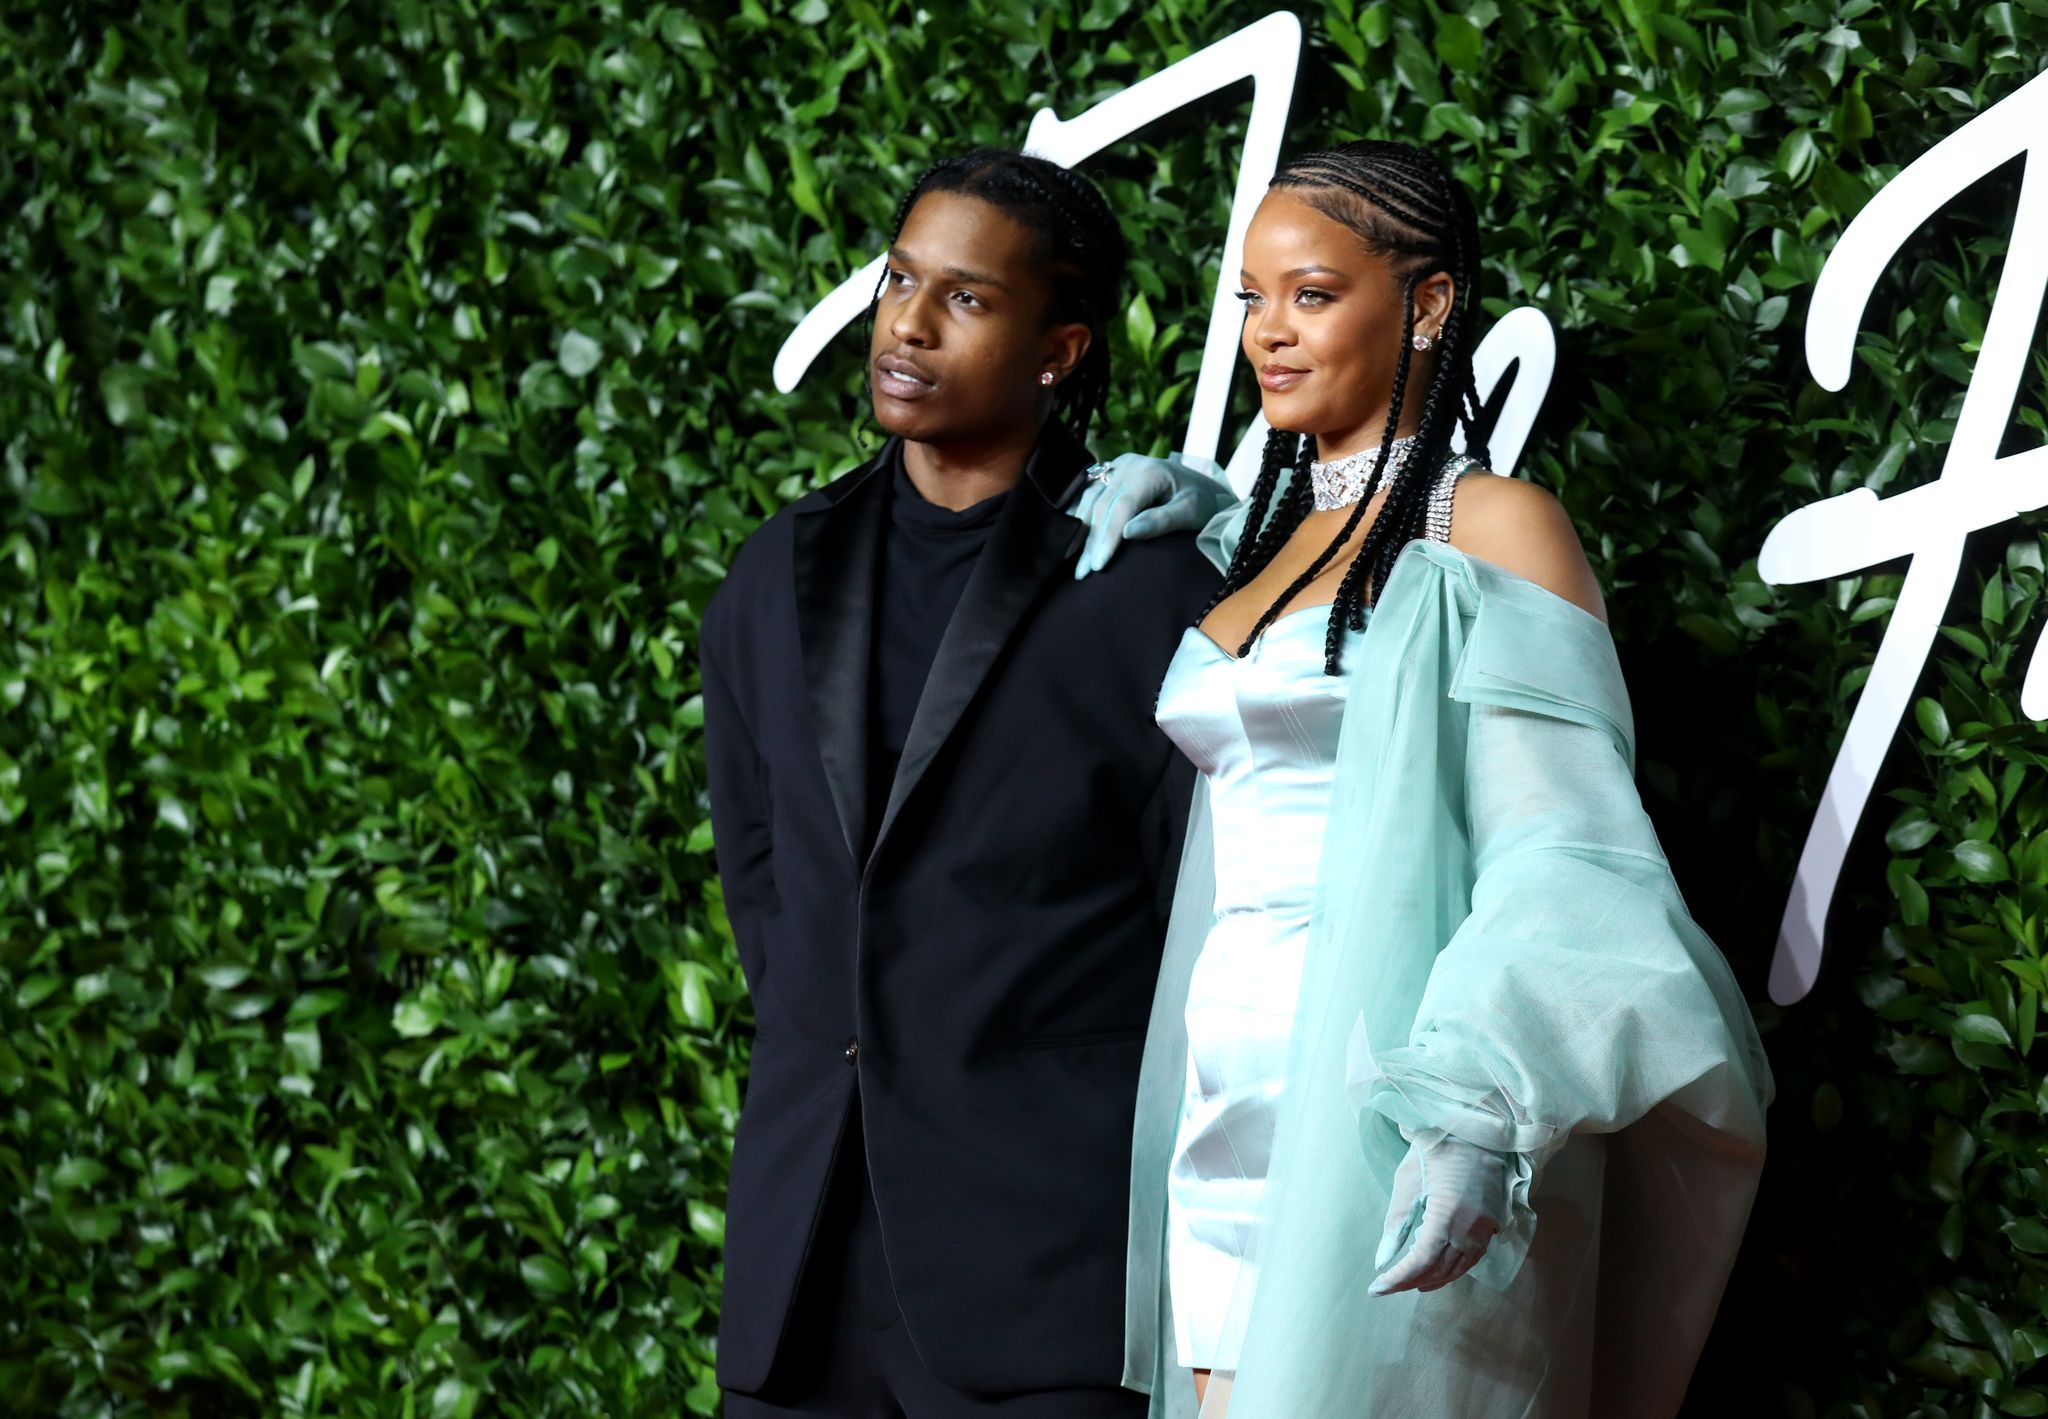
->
[901, 424, 1043, 511]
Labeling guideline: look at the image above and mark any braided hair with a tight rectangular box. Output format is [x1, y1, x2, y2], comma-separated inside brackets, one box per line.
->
[1207, 141, 1490, 674]
[861, 147, 1126, 446]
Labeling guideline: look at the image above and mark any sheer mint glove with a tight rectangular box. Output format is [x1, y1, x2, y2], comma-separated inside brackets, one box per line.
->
[1368, 1131, 1512, 1296]
[1067, 451, 1236, 580]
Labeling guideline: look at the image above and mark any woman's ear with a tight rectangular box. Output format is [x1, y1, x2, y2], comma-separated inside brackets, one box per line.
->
[1413, 272, 1456, 340]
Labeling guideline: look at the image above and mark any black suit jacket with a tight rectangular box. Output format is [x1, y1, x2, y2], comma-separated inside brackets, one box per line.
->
[701, 425, 1218, 1394]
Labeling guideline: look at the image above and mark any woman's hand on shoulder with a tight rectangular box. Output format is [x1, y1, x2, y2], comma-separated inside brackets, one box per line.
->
[1445, 473, 1607, 623]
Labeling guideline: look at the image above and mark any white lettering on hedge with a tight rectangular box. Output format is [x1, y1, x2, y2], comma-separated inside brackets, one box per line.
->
[1763, 70, 2048, 1005]
[772, 10, 1557, 488]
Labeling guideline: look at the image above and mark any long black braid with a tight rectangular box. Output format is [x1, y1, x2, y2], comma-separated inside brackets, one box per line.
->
[1198, 427, 1314, 621]
[858, 147, 1126, 446]
[1214, 141, 1490, 673]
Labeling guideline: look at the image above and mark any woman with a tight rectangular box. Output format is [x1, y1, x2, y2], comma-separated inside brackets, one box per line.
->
[1076, 141, 1772, 1417]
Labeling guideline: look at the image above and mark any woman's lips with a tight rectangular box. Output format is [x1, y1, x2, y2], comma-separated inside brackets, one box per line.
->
[875, 355, 937, 401]
[1258, 364, 1310, 392]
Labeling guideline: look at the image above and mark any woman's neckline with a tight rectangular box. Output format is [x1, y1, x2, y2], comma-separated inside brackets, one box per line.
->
[1187, 601, 1364, 661]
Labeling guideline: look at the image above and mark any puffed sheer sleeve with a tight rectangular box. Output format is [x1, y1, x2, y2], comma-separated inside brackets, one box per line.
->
[1348, 699, 1763, 1289]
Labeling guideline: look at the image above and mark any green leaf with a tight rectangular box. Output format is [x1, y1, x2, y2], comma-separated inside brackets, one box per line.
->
[687, 1201, 725, 1246]
[1124, 293, 1155, 360]
[520, 1254, 574, 1298]
[64, 1207, 122, 1243]
[558, 331, 604, 378]
[786, 142, 828, 225]
[1930, 1121, 1976, 1201]
[1886, 811, 1941, 854]
[100, 366, 147, 427]
[1832, 75, 1875, 147]
[1954, 841, 2010, 883]
[1434, 14, 1483, 71]
[676, 963, 713, 1031]
[393, 998, 444, 1037]
[1938, 1203, 1964, 1261]
[1953, 1012, 2013, 1046]
[1712, 88, 1774, 117]
[1916, 697, 1952, 744]
[53, 1156, 111, 1190]
[293, 340, 356, 382]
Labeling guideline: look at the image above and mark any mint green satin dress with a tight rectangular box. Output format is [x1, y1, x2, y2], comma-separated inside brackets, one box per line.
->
[1153, 608, 1364, 1372]
[1123, 460, 1774, 1419]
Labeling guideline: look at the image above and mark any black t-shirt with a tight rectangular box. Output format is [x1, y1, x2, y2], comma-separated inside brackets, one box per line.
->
[868, 460, 1009, 835]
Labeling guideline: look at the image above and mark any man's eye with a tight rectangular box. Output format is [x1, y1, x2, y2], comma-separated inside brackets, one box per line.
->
[951, 290, 981, 308]
[886, 268, 912, 288]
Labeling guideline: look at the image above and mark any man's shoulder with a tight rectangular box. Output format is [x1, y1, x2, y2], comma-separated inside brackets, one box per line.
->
[1095, 527, 1219, 579]
[1074, 529, 1221, 614]
[705, 460, 876, 623]
[703, 503, 801, 652]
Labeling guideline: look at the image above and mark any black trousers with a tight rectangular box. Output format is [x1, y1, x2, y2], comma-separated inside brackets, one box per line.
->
[723, 1102, 1148, 1419]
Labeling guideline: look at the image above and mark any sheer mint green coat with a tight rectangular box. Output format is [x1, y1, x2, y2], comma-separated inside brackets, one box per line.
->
[1123, 509, 1774, 1419]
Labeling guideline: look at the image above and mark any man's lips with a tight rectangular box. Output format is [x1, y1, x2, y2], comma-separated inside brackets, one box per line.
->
[1258, 363, 1311, 392]
[875, 353, 937, 401]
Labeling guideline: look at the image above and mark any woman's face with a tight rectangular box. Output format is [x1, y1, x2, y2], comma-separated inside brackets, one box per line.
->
[868, 191, 1090, 448]
[1237, 191, 1452, 452]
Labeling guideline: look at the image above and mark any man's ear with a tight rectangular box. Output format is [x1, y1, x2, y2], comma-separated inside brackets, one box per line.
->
[1041, 322, 1093, 385]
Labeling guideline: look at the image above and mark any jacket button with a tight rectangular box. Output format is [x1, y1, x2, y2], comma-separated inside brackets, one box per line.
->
[843, 1036, 859, 1065]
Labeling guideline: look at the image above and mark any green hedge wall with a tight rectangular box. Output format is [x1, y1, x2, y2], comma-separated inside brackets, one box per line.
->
[2, 0, 2044, 1414]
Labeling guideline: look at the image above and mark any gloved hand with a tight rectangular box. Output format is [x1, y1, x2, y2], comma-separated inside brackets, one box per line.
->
[1067, 451, 1237, 580]
[1368, 1131, 1511, 1296]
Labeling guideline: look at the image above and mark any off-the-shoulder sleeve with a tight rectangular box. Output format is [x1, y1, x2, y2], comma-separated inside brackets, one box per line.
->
[1345, 555, 1770, 1292]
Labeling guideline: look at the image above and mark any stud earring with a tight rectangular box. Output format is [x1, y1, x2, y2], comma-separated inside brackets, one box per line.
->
[1039, 371, 1056, 386]
[1412, 331, 1433, 352]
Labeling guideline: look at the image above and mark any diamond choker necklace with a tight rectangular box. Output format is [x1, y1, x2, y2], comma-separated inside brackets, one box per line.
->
[1308, 434, 1421, 511]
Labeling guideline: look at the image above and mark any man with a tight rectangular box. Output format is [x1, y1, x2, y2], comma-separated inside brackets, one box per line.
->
[701, 148, 1222, 1416]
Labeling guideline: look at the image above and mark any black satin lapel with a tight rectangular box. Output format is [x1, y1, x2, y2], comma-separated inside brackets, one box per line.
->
[869, 473, 1085, 860]
[792, 463, 890, 864]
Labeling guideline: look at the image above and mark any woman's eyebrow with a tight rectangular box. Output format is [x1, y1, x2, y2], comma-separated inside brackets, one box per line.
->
[1238, 266, 1348, 282]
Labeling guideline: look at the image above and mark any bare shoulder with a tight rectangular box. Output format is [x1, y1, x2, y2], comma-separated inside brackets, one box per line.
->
[1444, 471, 1608, 623]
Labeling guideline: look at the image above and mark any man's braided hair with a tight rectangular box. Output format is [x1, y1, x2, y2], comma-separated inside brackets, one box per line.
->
[862, 147, 1125, 447]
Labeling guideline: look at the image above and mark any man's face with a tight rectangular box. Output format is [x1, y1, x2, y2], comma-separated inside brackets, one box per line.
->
[868, 192, 1085, 446]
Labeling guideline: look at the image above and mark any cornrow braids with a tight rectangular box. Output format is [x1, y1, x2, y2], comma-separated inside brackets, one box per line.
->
[1220, 139, 1489, 674]
[858, 147, 1128, 447]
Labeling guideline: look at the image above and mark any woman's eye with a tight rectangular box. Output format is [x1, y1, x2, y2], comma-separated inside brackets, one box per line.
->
[1233, 290, 1264, 307]
[1296, 288, 1331, 306]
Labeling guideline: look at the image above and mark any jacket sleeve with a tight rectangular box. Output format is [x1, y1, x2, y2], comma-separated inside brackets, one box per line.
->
[700, 629, 776, 993]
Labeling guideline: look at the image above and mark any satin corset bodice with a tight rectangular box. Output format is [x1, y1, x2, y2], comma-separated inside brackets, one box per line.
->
[1155, 607, 1360, 918]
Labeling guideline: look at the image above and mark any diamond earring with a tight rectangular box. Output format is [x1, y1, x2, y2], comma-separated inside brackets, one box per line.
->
[1039, 371, 1056, 386]
[1412, 332, 1433, 352]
